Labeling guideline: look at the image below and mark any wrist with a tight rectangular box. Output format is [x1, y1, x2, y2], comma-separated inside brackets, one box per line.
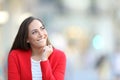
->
[41, 57, 48, 61]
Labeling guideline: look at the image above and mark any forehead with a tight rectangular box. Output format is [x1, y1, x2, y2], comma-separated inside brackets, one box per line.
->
[28, 20, 43, 30]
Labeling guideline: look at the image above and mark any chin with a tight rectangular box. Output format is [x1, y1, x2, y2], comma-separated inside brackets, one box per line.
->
[36, 42, 47, 48]
[39, 44, 46, 47]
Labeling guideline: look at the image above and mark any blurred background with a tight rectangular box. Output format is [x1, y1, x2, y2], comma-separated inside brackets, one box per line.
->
[1, 0, 120, 80]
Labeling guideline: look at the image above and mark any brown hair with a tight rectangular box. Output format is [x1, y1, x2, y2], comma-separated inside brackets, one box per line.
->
[10, 16, 51, 51]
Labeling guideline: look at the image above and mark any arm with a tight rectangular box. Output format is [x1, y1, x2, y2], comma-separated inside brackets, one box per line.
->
[40, 53, 66, 80]
[8, 53, 20, 80]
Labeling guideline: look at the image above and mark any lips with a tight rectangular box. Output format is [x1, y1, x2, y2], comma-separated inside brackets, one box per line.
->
[37, 38, 46, 42]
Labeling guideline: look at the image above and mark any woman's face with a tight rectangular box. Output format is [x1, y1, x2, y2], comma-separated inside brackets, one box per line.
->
[27, 20, 48, 48]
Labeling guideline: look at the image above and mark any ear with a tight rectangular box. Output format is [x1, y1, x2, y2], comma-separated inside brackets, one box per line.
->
[27, 40, 29, 43]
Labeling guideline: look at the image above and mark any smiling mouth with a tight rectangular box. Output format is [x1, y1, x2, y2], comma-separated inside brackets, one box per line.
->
[37, 38, 46, 41]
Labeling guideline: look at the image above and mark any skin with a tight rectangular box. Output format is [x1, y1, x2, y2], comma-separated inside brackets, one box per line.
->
[27, 20, 53, 61]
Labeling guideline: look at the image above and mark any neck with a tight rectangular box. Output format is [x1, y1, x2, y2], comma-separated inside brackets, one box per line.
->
[31, 47, 44, 61]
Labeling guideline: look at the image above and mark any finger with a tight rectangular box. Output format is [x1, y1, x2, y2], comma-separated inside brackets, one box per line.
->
[48, 45, 52, 48]
[44, 46, 49, 49]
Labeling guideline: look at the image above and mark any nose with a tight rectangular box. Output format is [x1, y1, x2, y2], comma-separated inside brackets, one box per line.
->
[38, 30, 43, 37]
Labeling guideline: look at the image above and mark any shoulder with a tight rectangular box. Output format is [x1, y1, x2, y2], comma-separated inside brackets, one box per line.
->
[9, 49, 31, 57]
[53, 48, 65, 56]
[50, 48, 66, 60]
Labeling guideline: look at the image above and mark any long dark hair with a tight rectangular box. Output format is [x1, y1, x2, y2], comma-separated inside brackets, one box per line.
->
[10, 16, 51, 51]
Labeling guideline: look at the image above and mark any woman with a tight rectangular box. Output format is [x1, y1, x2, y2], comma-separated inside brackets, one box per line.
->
[8, 16, 66, 80]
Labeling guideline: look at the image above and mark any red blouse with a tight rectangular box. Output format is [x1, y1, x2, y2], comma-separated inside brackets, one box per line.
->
[8, 48, 66, 80]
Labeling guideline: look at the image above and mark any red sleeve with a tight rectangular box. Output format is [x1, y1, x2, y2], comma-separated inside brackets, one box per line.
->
[40, 53, 66, 80]
[8, 53, 20, 80]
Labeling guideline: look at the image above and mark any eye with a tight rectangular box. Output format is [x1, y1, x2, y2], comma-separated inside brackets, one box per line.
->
[32, 30, 38, 34]
[40, 26, 45, 30]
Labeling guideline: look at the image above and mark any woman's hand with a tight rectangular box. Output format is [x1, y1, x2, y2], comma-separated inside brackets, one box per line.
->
[41, 45, 53, 61]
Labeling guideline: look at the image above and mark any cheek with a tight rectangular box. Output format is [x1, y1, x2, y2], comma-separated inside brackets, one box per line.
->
[28, 39, 37, 47]
[44, 31, 48, 37]
[28, 36, 36, 43]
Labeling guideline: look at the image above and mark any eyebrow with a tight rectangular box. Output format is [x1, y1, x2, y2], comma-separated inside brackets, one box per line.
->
[31, 26, 44, 32]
